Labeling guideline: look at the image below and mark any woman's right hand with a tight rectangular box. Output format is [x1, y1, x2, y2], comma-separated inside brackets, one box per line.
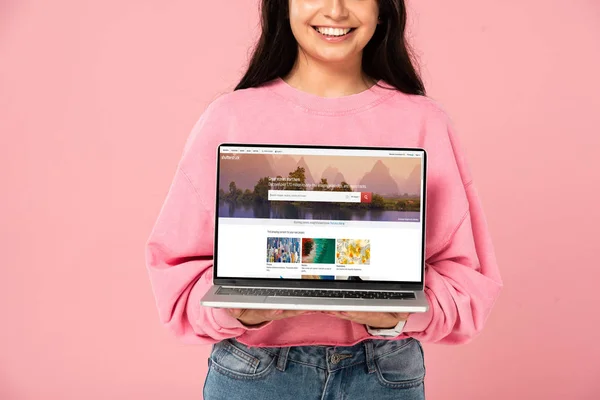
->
[227, 308, 307, 327]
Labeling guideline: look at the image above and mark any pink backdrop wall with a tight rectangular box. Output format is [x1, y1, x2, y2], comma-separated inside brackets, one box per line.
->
[1, 0, 599, 399]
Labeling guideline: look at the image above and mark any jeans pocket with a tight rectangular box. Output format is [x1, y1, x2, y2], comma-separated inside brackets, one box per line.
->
[374, 338, 426, 389]
[209, 339, 276, 380]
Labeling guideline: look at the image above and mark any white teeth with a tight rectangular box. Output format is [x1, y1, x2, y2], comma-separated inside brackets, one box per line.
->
[316, 27, 351, 37]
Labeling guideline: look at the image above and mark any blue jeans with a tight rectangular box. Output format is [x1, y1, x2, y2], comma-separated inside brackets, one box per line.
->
[203, 337, 426, 400]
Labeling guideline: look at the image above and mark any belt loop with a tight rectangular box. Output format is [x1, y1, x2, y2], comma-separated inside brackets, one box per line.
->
[364, 341, 376, 374]
[276, 346, 290, 372]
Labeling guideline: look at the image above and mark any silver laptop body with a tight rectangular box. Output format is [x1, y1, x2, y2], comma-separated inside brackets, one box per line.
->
[201, 144, 429, 313]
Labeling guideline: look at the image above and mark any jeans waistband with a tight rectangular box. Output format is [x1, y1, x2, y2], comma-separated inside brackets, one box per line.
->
[233, 338, 416, 373]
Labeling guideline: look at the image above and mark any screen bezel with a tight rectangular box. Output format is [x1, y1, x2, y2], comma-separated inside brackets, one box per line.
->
[212, 143, 427, 291]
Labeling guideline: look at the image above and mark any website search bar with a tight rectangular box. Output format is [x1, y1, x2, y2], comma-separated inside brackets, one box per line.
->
[268, 190, 372, 203]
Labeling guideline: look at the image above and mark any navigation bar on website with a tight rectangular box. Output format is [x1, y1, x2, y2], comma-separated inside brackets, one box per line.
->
[220, 146, 423, 158]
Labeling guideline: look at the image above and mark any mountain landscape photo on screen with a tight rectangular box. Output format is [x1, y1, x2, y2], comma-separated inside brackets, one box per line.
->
[218, 153, 422, 222]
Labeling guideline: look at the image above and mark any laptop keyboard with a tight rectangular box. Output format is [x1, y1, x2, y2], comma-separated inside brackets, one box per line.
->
[217, 287, 415, 300]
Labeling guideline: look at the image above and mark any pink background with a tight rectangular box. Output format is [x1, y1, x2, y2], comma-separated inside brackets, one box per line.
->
[1, 0, 599, 399]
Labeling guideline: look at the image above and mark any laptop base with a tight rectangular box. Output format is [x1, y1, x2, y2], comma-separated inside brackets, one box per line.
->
[201, 285, 429, 313]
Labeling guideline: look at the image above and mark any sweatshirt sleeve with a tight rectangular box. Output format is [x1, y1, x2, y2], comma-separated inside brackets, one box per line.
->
[145, 104, 262, 345]
[402, 109, 503, 344]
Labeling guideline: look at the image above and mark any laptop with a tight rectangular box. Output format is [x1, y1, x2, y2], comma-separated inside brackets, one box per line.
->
[200, 144, 429, 313]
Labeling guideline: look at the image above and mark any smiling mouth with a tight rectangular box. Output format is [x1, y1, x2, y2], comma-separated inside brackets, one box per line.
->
[313, 26, 356, 38]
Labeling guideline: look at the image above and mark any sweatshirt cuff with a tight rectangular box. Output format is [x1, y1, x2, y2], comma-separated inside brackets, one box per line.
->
[211, 308, 247, 330]
[211, 308, 274, 331]
[403, 307, 433, 333]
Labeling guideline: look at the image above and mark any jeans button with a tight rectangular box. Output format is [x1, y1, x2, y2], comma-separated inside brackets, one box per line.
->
[330, 353, 351, 365]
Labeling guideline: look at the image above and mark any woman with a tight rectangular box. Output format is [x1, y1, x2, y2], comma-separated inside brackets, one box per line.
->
[145, 0, 503, 399]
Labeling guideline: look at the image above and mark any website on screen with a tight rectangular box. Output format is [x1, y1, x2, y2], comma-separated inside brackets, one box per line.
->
[216, 146, 424, 282]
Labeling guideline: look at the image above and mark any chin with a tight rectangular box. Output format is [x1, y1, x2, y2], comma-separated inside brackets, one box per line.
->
[315, 52, 359, 65]
[323, 57, 356, 65]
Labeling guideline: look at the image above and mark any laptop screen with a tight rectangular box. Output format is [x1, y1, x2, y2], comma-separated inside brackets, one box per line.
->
[215, 144, 426, 283]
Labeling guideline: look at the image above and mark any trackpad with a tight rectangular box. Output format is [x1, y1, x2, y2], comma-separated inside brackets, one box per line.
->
[264, 297, 364, 306]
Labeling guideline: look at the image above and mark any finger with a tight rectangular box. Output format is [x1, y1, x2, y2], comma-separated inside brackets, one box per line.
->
[329, 311, 375, 325]
[274, 310, 307, 320]
[322, 311, 340, 318]
[268, 309, 285, 318]
[395, 313, 411, 321]
[285, 310, 310, 317]
[326, 311, 358, 321]
[255, 309, 287, 320]
[323, 311, 348, 316]
[227, 308, 245, 318]
[387, 312, 410, 322]
[338, 311, 363, 320]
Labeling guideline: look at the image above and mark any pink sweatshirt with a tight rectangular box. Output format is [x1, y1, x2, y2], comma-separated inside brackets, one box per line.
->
[145, 78, 503, 347]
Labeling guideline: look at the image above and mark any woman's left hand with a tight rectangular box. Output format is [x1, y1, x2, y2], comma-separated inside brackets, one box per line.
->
[323, 311, 410, 329]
